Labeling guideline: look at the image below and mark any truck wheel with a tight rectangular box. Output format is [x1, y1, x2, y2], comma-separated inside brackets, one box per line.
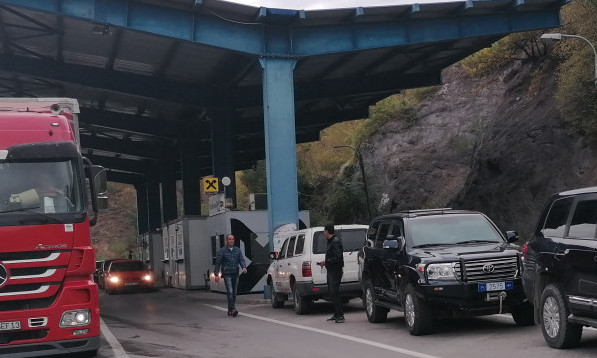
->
[364, 280, 388, 323]
[270, 284, 284, 308]
[293, 286, 311, 315]
[511, 301, 535, 326]
[403, 284, 433, 336]
[540, 284, 583, 348]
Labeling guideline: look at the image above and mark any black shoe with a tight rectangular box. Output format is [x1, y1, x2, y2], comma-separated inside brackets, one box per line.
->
[335, 316, 345, 323]
[326, 315, 337, 321]
[227, 310, 232, 316]
[231, 309, 238, 317]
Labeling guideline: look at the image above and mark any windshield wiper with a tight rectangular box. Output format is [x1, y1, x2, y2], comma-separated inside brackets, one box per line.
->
[454, 240, 499, 245]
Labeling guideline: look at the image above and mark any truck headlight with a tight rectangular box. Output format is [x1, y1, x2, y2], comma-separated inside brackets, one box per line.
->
[109, 276, 119, 283]
[143, 274, 152, 281]
[426, 263, 456, 280]
[60, 309, 91, 328]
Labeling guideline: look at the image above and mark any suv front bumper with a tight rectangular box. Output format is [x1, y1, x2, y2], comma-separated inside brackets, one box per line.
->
[416, 278, 527, 312]
[295, 281, 362, 300]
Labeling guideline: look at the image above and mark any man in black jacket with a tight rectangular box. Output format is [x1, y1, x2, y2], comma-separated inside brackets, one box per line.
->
[317, 224, 345, 323]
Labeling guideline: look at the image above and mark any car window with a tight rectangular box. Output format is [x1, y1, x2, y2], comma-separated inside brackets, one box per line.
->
[337, 228, 367, 251]
[109, 261, 146, 272]
[542, 197, 574, 238]
[389, 221, 403, 237]
[287, 236, 297, 258]
[568, 199, 597, 239]
[407, 214, 502, 246]
[367, 222, 379, 247]
[312, 228, 367, 254]
[375, 222, 391, 248]
[294, 234, 305, 255]
[278, 238, 289, 259]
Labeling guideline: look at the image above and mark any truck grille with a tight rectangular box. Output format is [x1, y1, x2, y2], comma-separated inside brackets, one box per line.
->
[0, 250, 67, 306]
[454, 256, 519, 282]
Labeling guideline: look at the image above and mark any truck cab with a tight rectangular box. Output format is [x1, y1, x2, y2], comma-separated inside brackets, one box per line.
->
[0, 98, 106, 357]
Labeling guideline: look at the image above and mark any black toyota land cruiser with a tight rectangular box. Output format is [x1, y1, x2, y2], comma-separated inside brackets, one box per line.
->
[522, 187, 597, 349]
[359, 208, 532, 335]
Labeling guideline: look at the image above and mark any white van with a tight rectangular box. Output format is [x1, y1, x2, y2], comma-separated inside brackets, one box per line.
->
[266, 224, 368, 314]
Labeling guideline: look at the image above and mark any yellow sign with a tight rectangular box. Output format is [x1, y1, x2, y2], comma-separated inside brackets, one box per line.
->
[203, 177, 219, 193]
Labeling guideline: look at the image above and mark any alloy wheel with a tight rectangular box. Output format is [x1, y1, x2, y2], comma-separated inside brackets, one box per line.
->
[366, 288, 374, 316]
[405, 293, 415, 327]
[543, 296, 560, 338]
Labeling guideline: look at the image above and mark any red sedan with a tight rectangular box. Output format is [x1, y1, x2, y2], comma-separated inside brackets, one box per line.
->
[104, 260, 155, 294]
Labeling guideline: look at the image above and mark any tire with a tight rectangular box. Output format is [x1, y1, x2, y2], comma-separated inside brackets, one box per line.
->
[364, 280, 388, 323]
[293, 285, 311, 315]
[540, 284, 583, 348]
[403, 284, 433, 336]
[511, 301, 535, 326]
[270, 284, 284, 308]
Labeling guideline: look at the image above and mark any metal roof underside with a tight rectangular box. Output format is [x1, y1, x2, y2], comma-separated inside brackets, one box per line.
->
[0, 0, 567, 184]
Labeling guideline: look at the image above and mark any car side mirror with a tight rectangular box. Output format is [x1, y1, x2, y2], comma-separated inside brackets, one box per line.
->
[382, 235, 405, 251]
[506, 231, 519, 243]
[269, 251, 279, 260]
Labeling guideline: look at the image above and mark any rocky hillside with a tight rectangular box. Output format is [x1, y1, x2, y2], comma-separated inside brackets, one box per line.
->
[361, 57, 597, 238]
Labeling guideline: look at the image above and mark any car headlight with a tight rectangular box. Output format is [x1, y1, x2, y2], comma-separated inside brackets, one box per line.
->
[109, 276, 119, 283]
[60, 309, 91, 328]
[426, 263, 456, 280]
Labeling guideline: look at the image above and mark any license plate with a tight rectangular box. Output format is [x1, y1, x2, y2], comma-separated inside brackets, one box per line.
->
[124, 282, 139, 286]
[478, 281, 513, 292]
[0, 321, 21, 331]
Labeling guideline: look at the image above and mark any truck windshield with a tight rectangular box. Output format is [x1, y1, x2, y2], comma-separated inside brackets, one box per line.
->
[407, 214, 503, 248]
[0, 160, 83, 214]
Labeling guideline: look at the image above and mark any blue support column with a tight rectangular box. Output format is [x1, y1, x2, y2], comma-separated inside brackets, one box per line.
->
[259, 57, 299, 244]
[209, 107, 236, 206]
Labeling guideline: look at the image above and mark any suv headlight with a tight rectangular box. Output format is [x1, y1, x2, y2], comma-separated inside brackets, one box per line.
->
[426, 263, 456, 281]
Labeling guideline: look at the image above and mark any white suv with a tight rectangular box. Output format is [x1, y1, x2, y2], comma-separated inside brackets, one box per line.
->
[266, 224, 368, 314]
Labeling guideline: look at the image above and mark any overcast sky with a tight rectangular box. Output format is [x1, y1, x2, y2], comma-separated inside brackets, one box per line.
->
[229, 0, 457, 10]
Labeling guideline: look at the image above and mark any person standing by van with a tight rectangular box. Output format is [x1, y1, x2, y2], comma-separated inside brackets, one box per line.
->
[214, 234, 247, 317]
[317, 224, 345, 323]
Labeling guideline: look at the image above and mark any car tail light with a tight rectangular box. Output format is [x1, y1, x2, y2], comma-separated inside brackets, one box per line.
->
[521, 241, 529, 257]
[302, 261, 312, 277]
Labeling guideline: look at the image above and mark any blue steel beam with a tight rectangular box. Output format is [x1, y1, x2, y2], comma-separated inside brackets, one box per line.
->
[0, 1, 564, 57]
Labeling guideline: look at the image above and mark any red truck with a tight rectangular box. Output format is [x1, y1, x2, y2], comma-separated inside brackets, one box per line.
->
[0, 98, 107, 357]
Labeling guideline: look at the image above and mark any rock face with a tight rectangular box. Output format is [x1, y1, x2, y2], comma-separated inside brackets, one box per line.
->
[362, 59, 597, 237]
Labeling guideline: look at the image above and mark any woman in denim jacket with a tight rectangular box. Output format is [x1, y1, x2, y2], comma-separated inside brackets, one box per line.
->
[214, 234, 247, 316]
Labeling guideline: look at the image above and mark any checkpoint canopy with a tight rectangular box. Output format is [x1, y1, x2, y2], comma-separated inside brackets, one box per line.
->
[0, 0, 569, 237]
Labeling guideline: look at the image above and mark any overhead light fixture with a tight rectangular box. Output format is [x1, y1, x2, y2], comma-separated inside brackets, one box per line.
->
[91, 24, 111, 36]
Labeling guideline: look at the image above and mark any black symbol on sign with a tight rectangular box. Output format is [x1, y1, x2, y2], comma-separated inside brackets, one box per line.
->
[205, 179, 217, 190]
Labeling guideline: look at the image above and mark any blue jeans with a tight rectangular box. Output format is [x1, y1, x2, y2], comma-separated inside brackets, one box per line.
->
[223, 273, 239, 311]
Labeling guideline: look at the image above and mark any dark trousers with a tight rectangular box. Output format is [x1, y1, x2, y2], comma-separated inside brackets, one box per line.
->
[223, 273, 239, 311]
[327, 268, 343, 317]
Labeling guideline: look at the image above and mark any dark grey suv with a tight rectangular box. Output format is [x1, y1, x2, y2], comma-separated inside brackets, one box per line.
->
[522, 187, 597, 348]
[359, 208, 532, 335]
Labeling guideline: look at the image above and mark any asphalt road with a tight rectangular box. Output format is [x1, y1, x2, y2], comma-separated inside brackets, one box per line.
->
[96, 287, 597, 358]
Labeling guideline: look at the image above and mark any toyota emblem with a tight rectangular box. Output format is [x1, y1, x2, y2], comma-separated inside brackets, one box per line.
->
[482, 264, 495, 273]
[0, 263, 8, 289]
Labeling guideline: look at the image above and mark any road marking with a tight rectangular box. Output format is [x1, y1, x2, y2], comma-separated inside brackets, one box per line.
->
[101, 317, 130, 358]
[203, 304, 441, 358]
